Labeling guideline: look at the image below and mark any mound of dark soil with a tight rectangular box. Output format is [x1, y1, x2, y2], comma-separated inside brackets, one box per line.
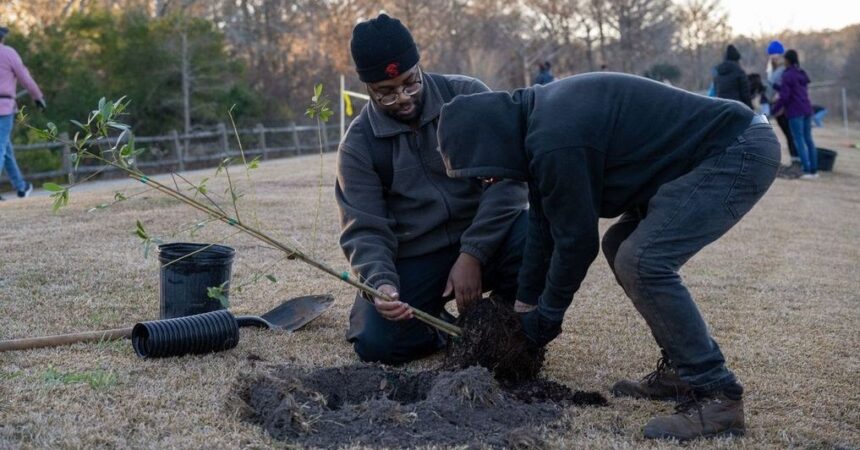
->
[228, 364, 606, 448]
[447, 298, 546, 381]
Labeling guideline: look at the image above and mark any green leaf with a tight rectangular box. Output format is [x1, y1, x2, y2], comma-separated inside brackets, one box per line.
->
[314, 83, 323, 99]
[114, 191, 127, 202]
[134, 220, 149, 240]
[70, 119, 86, 130]
[265, 274, 277, 283]
[189, 221, 207, 237]
[16, 108, 28, 126]
[87, 203, 110, 213]
[43, 182, 64, 192]
[247, 156, 261, 170]
[207, 285, 230, 308]
[49, 189, 70, 212]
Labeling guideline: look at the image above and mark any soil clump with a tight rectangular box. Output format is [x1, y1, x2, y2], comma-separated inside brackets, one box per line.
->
[446, 298, 546, 382]
[229, 364, 606, 448]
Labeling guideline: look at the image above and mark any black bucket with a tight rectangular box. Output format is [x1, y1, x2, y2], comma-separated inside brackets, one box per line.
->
[817, 148, 837, 172]
[158, 243, 235, 320]
[132, 310, 239, 358]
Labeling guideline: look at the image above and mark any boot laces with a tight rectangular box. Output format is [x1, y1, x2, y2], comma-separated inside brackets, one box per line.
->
[641, 357, 671, 385]
[675, 391, 706, 425]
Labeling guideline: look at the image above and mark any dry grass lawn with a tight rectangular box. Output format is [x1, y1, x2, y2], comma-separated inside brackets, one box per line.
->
[1, 125, 858, 449]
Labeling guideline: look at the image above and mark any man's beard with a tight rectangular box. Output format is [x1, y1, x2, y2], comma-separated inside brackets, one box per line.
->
[388, 97, 423, 123]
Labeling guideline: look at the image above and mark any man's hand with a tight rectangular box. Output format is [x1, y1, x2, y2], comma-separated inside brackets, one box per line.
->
[443, 253, 482, 314]
[34, 98, 46, 111]
[373, 284, 413, 321]
[519, 308, 562, 347]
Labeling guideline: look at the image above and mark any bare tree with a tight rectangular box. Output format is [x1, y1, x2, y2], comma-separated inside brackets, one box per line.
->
[604, 0, 676, 74]
[675, 0, 731, 89]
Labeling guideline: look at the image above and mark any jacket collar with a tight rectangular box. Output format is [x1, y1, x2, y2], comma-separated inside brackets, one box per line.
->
[366, 71, 445, 138]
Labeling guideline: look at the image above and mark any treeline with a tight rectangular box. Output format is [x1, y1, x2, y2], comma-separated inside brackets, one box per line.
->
[3, 0, 859, 145]
[6, 11, 261, 142]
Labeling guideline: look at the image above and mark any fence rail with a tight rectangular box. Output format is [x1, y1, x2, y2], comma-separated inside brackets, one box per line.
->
[4, 122, 341, 186]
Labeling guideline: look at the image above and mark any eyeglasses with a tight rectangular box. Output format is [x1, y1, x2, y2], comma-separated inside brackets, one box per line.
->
[370, 68, 423, 106]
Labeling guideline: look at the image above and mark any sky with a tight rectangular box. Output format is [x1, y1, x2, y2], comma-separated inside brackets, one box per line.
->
[716, 0, 860, 36]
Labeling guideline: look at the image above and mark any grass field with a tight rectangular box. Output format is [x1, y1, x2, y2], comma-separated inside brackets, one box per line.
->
[1, 125, 858, 449]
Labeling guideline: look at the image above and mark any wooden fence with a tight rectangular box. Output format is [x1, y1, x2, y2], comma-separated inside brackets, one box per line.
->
[4, 122, 341, 185]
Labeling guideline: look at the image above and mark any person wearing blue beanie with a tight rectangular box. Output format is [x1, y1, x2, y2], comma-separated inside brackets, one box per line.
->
[767, 40, 785, 56]
[765, 39, 800, 166]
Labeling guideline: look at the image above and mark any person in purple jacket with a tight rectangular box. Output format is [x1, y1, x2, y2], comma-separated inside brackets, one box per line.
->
[771, 49, 818, 179]
[0, 26, 46, 200]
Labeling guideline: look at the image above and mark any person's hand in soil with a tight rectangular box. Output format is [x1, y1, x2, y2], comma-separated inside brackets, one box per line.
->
[374, 284, 413, 321]
[519, 308, 562, 347]
[443, 253, 482, 314]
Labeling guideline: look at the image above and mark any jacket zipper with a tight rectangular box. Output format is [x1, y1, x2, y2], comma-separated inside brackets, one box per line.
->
[409, 130, 454, 245]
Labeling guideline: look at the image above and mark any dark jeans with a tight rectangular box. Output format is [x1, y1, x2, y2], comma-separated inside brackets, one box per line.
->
[347, 210, 527, 364]
[788, 115, 818, 174]
[601, 122, 780, 392]
[775, 114, 798, 160]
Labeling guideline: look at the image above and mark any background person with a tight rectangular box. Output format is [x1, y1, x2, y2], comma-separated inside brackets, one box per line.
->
[714, 44, 752, 108]
[533, 61, 554, 85]
[772, 49, 818, 179]
[765, 40, 800, 166]
[0, 26, 45, 200]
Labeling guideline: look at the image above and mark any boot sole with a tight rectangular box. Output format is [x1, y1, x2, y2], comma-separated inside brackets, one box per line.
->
[644, 427, 745, 442]
[610, 387, 687, 402]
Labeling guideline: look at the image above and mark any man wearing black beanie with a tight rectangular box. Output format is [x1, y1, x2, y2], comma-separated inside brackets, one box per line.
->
[714, 44, 752, 108]
[336, 14, 528, 364]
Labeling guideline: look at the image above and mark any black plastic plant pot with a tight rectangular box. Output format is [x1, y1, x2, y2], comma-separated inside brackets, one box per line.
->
[132, 310, 240, 358]
[157, 242, 235, 320]
[817, 148, 837, 172]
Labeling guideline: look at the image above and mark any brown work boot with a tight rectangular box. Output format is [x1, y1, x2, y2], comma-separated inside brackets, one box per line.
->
[611, 357, 692, 401]
[643, 388, 745, 442]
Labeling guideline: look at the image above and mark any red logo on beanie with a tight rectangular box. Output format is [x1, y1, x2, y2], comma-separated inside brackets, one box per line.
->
[385, 63, 400, 78]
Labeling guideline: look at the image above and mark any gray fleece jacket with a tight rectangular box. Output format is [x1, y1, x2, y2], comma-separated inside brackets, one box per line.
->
[335, 73, 528, 290]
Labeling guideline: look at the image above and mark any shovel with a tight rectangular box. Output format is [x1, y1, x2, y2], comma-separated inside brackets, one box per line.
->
[0, 294, 334, 353]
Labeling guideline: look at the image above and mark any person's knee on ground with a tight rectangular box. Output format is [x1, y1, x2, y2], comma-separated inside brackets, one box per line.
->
[351, 327, 441, 365]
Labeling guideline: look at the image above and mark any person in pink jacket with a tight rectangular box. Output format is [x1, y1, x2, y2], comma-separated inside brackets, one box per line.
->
[0, 26, 46, 200]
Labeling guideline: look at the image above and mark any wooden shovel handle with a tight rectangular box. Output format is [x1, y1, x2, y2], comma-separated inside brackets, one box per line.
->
[0, 327, 133, 352]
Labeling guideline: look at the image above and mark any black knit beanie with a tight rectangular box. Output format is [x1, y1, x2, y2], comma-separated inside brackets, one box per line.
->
[350, 14, 420, 82]
[726, 44, 741, 62]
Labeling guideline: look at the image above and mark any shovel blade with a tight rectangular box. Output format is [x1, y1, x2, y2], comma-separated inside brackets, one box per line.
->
[260, 294, 334, 331]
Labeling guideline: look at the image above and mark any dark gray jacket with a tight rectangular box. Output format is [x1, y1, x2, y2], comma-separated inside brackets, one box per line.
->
[335, 73, 528, 290]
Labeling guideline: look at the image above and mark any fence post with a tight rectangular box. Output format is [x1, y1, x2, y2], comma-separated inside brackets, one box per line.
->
[291, 121, 301, 155]
[842, 87, 849, 137]
[219, 122, 230, 156]
[60, 132, 75, 184]
[255, 123, 268, 160]
[171, 130, 185, 171]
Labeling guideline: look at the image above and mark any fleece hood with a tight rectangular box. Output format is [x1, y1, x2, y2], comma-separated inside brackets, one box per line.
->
[437, 90, 531, 182]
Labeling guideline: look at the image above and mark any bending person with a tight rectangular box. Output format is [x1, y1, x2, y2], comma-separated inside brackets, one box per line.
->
[438, 72, 780, 442]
